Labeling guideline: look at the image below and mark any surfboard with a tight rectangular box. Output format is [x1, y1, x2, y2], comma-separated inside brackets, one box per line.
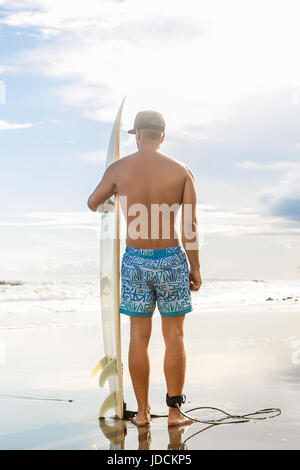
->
[90, 97, 126, 419]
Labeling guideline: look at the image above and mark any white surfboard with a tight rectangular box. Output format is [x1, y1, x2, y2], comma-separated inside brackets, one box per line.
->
[91, 97, 126, 419]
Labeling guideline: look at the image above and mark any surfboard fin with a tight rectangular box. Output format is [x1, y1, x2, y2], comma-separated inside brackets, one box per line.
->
[99, 359, 117, 387]
[99, 391, 117, 418]
[90, 357, 108, 383]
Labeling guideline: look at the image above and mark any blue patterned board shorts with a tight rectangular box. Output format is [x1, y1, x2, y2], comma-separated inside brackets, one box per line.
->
[120, 244, 192, 318]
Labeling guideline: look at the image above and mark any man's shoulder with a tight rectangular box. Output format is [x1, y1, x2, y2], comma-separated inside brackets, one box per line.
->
[117, 152, 139, 166]
[112, 152, 194, 179]
[106, 152, 137, 171]
[160, 153, 194, 178]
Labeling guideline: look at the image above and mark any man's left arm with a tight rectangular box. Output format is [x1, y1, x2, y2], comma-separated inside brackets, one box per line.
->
[87, 163, 118, 212]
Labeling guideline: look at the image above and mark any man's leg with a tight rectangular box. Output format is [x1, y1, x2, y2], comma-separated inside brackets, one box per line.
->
[129, 316, 152, 426]
[161, 315, 193, 426]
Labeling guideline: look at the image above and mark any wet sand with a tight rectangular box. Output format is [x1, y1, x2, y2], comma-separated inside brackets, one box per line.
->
[0, 308, 299, 450]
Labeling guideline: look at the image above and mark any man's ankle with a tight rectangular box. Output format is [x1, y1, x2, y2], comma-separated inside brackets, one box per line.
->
[137, 405, 151, 414]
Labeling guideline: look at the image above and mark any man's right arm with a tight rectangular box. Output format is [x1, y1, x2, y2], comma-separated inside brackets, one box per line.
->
[181, 167, 202, 291]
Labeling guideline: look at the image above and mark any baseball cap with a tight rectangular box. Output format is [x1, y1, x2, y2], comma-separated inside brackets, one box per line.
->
[128, 110, 165, 134]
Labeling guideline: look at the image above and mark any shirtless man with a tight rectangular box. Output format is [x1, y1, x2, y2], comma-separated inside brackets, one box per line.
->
[88, 110, 202, 427]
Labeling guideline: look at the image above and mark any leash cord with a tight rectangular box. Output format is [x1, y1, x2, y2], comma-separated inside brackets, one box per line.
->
[176, 405, 281, 425]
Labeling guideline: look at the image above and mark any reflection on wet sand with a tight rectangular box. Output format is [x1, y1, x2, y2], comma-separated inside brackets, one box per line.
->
[99, 418, 203, 450]
[168, 425, 189, 450]
[99, 404, 282, 450]
[99, 419, 127, 450]
[137, 425, 151, 450]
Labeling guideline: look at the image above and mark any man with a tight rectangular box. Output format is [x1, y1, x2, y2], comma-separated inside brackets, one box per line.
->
[88, 110, 202, 427]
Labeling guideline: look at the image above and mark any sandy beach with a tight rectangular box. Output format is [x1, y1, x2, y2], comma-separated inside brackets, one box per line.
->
[0, 280, 299, 450]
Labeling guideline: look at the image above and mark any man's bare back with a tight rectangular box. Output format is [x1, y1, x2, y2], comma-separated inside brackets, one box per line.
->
[111, 148, 188, 249]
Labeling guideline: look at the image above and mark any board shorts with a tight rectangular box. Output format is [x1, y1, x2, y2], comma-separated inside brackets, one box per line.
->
[119, 244, 192, 318]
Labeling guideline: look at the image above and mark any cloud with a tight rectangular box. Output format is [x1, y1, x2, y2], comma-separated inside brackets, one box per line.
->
[32, 258, 98, 275]
[0, 212, 97, 229]
[237, 161, 298, 171]
[238, 160, 300, 222]
[0, 258, 99, 280]
[0, 65, 15, 74]
[0, 120, 35, 130]
[2, 0, 300, 138]
[198, 204, 300, 238]
[1, 206, 300, 239]
[270, 198, 300, 221]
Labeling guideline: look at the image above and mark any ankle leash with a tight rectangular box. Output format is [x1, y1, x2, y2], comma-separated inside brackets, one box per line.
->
[166, 393, 186, 409]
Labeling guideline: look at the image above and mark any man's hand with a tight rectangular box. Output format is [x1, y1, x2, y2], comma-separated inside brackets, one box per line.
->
[189, 269, 202, 291]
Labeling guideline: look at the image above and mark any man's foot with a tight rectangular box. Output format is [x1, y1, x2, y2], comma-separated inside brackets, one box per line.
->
[168, 408, 194, 427]
[132, 406, 151, 427]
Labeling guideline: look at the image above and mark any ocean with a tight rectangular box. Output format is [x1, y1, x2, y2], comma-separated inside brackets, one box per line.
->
[0, 279, 299, 329]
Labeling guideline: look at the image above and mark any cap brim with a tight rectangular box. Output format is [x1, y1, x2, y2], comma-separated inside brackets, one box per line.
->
[127, 128, 136, 134]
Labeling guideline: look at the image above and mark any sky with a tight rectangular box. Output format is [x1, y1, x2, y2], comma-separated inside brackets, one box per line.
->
[0, 0, 300, 281]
